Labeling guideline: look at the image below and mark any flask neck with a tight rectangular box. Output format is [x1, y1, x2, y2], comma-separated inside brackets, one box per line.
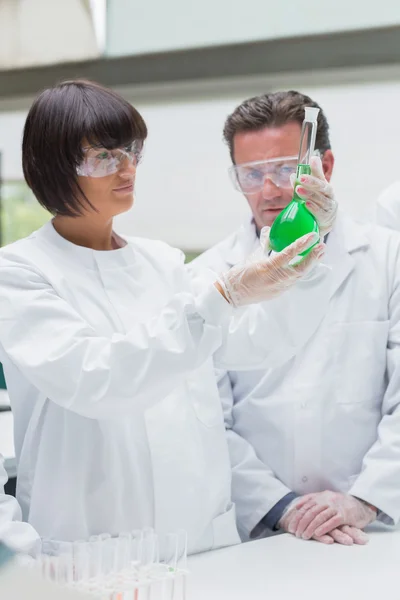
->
[292, 164, 311, 203]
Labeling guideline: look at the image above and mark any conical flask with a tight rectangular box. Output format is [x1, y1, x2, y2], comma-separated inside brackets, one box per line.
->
[269, 164, 319, 255]
[269, 107, 320, 257]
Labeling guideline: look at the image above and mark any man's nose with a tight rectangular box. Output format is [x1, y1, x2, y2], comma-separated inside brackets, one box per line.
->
[262, 175, 282, 198]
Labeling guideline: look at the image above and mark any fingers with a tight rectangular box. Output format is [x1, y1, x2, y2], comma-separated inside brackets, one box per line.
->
[310, 155, 326, 180]
[300, 508, 339, 540]
[294, 504, 332, 538]
[296, 182, 333, 203]
[292, 243, 325, 275]
[314, 526, 369, 546]
[296, 188, 331, 208]
[304, 526, 369, 546]
[292, 175, 333, 203]
[340, 526, 369, 545]
[290, 155, 328, 189]
[313, 514, 345, 539]
[296, 155, 333, 203]
[286, 499, 318, 534]
[312, 534, 335, 545]
[292, 504, 330, 537]
[291, 493, 317, 510]
[300, 527, 366, 546]
[276, 232, 319, 267]
[297, 167, 330, 189]
[305, 201, 335, 221]
[326, 528, 354, 546]
[304, 192, 335, 211]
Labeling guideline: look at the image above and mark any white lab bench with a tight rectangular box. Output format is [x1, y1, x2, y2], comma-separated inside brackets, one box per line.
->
[188, 524, 399, 600]
[0, 390, 16, 479]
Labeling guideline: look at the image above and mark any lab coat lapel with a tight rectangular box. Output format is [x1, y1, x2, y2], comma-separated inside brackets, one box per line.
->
[325, 212, 368, 302]
[218, 213, 369, 358]
[271, 212, 369, 354]
[222, 220, 259, 268]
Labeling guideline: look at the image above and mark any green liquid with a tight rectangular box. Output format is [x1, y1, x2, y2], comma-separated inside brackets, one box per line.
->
[269, 164, 319, 256]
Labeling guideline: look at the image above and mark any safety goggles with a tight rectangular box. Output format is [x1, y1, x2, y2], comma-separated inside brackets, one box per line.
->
[229, 155, 298, 194]
[76, 141, 143, 178]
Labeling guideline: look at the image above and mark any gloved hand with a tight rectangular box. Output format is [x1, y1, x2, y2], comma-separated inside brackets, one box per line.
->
[313, 525, 369, 546]
[279, 496, 371, 546]
[217, 229, 325, 307]
[291, 155, 337, 237]
[283, 491, 376, 541]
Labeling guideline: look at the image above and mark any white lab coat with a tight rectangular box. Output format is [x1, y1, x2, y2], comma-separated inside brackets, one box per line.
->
[0, 221, 300, 554]
[194, 212, 400, 540]
[376, 181, 400, 230]
[0, 456, 40, 553]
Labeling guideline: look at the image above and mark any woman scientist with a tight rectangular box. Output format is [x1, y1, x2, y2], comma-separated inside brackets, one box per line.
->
[0, 80, 328, 554]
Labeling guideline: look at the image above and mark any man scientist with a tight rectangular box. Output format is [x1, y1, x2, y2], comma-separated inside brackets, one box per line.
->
[193, 90, 400, 545]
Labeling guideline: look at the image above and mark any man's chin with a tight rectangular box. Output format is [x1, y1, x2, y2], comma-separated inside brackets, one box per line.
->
[257, 208, 284, 229]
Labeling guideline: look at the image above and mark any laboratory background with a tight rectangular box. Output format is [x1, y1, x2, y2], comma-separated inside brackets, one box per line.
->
[1, 1, 400, 599]
[1, 1, 400, 253]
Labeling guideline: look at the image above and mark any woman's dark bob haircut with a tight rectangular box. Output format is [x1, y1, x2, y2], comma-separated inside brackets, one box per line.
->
[22, 79, 148, 216]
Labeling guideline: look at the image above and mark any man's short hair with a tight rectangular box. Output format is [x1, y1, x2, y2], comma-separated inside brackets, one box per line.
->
[23, 79, 148, 216]
[223, 90, 331, 162]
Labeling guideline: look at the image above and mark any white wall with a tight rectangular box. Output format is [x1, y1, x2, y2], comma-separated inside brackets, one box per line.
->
[1, 65, 400, 250]
[107, 0, 400, 56]
[0, 112, 26, 179]
[0, 0, 99, 69]
[115, 66, 400, 249]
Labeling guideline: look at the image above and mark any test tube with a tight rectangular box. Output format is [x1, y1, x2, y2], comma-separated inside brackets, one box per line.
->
[297, 106, 320, 167]
[99, 533, 112, 576]
[130, 529, 144, 570]
[73, 539, 90, 582]
[141, 528, 157, 571]
[114, 532, 131, 573]
[173, 531, 188, 600]
[89, 535, 103, 580]
[59, 550, 74, 586]
[41, 553, 52, 582]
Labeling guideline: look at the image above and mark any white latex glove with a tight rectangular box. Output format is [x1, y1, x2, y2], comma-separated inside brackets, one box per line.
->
[217, 229, 325, 307]
[279, 497, 370, 546]
[290, 155, 337, 237]
[314, 525, 370, 546]
[284, 491, 376, 541]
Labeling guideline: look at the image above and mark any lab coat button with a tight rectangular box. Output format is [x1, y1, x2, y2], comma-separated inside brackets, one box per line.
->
[302, 476, 308, 483]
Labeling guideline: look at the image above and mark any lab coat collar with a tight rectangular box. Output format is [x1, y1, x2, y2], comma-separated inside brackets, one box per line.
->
[37, 220, 136, 270]
[279, 211, 370, 354]
[222, 218, 260, 268]
[323, 210, 369, 301]
[327, 210, 370, 256]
